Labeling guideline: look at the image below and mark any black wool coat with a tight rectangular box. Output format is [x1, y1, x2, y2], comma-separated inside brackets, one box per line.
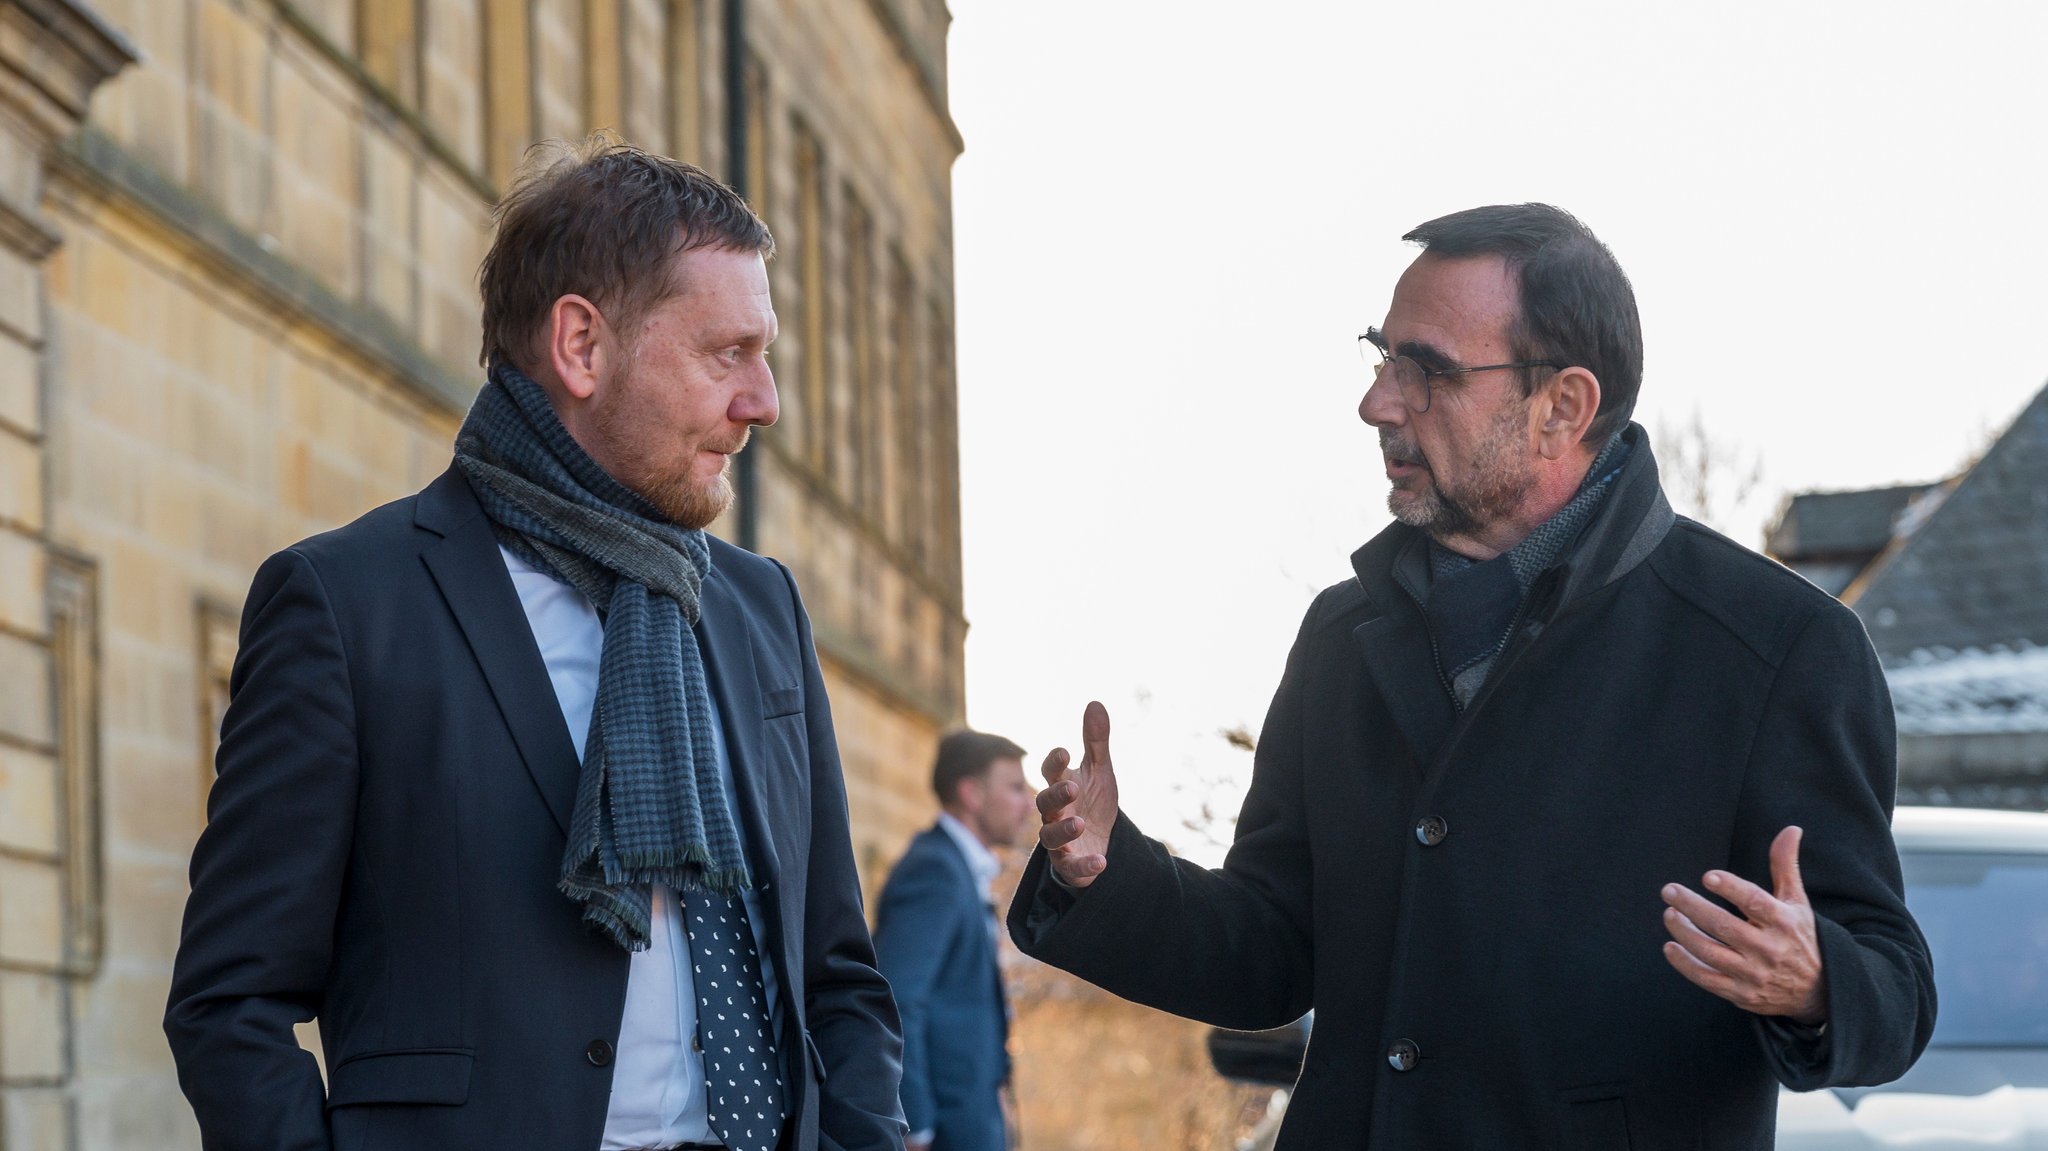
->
[1009, 427, 1934, 1151]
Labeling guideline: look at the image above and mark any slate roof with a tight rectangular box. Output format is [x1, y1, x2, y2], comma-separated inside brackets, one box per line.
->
[1848, 380, 2048, 663]
[1885, 644, 2048, 736]
[1766, 483, 1941, 559]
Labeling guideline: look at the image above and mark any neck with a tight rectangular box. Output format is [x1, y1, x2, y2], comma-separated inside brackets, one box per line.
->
[1431, 448, 1600, 561]
[941, 807, 991, 850]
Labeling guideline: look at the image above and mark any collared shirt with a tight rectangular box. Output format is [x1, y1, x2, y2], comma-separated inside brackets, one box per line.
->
[935, 812, 1003, 900]
[500, 545, 780, 1150]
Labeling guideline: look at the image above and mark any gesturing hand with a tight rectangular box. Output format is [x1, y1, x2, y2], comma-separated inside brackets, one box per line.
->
[1035, 701, 1121, 888]
[1661, 826, 1827, 1025]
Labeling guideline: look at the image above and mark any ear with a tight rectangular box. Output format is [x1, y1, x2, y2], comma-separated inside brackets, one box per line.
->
[1535, 366, 1602, 461]
[544, 294, 613, 402]
[955, 774, 987, 814]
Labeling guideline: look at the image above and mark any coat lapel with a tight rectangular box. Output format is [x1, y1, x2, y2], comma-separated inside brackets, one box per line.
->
[1350, 526, 1458, 774]
[697, 569, 781, 885]
[416, 469, 582, 838]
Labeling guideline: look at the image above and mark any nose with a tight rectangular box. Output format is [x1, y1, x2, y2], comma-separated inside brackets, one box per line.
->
[734, 359, 778, 427]
[1359, 365, 1407, 430]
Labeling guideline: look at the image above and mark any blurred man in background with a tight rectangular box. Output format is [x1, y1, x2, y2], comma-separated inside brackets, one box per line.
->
[877, 730, 1034, 1151]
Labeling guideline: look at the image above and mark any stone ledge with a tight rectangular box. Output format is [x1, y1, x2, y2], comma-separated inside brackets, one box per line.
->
[54, 126, 477, 417]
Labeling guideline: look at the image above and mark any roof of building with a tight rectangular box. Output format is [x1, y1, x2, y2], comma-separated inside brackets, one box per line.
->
[1885, 643, 2048, 736]
[1765, 482, 1941, 560]
[1848, 380, 2048, 661]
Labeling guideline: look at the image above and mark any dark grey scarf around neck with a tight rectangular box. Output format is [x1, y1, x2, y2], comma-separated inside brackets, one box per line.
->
[1422, 432, 1631, 707]
[454, 359, 750, 952]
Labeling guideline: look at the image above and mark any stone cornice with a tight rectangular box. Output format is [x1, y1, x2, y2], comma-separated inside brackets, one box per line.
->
[0, 0, 136, 143]
[861, 0, 963, 157]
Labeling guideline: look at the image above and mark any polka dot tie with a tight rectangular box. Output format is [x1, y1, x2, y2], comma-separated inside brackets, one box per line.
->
[682, 886, 786, 1151]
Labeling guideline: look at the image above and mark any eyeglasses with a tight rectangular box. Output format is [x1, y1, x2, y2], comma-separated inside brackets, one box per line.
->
[1358, 327, 1563, 413]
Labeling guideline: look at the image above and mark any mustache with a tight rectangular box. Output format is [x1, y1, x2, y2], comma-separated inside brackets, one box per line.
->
[708, 428, 754, 456]
[1378, 431, 1426, 468]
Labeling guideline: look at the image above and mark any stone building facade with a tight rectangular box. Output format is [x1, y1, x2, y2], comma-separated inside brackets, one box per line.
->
[0, 0, 965, 1145]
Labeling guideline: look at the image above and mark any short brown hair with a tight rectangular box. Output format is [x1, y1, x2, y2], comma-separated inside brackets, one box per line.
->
[477, 132, 774, 369]
[932, 729, 1027, 806]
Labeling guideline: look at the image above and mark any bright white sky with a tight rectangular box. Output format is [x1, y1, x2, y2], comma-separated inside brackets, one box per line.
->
[944, 1, 2048, 864]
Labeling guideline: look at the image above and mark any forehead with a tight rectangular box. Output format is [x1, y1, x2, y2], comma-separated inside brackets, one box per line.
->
[661, 246, 774, 329]
[1381, 252, 1519, 357]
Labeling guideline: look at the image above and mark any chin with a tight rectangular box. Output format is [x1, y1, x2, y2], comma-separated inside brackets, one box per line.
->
[648, 474, 735, 530]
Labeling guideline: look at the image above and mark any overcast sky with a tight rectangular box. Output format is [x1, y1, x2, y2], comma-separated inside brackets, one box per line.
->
[943, 1, 2048, 863]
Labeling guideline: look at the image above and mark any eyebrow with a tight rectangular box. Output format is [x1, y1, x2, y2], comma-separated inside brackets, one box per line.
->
[1385, 330, 1459, 373]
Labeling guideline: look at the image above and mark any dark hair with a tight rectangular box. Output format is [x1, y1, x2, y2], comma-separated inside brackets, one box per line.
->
[478, 132, 774, 369]
[1403, 204, 1642, 444]
[931, 729, 1027, 805]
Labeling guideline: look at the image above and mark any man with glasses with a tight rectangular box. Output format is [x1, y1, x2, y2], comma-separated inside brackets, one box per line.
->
[1010, 204, 1934, 1149]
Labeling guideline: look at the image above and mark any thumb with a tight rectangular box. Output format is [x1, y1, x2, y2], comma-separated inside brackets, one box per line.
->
[1771, 825, 1808, 906]
[1082, 700, 1113, 772]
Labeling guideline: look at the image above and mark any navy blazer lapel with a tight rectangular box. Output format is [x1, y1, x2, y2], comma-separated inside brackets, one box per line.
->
[416, 470, 582, 838]
[698, 568, 781, 885]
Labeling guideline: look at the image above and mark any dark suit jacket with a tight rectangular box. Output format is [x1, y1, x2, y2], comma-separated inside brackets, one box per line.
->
[1009, 426, 1935, 1151]
[874, 825, 1009, 1151]
[165, 467, 906, 1151]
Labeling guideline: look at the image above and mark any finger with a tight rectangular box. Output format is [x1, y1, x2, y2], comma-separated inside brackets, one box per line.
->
[1039, 814, 1086, 852]
[1663, 906, 1750, 976]
[1034, 778, 1076, 821]
[1662, 883, 1762, 952]
[1663, 941, 1742, 1002]
[1040, 746, 1071, 787]
[1082, 701, 1112, 770]
[1051, 852, 1107, 882]
[1704, 867, 1788, 930]
[1770, 825, 1808, 907]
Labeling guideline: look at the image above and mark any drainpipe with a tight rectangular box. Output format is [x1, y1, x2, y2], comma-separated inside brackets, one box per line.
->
[724, 0, 760, 553]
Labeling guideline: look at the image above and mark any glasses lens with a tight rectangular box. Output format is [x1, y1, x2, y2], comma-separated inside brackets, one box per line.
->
[1391, 357, 1430, 412]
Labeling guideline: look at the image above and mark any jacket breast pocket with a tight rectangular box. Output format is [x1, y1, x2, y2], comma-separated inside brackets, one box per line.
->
[763, 686, 803, 719]
[1558, 1083, 1631, 1151]
[326, 1048, 474, 1108]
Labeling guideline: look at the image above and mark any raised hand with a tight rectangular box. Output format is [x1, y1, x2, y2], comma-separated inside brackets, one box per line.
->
[1660, 826, 1827, 1025]
[1035, 701, 1121, 888]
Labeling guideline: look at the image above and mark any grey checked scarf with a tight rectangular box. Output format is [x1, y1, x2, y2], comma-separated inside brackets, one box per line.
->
[455, 360, 751, 951]
[1423, 432, 1630, 706]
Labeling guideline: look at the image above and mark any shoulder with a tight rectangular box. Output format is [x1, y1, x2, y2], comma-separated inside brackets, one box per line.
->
[255, 490, 435, 595]
[1643, 517, 1864, 668]
[1298, 578, 1375, 640]
[880, 831, 966, 899]
[707, 535, 800, 613]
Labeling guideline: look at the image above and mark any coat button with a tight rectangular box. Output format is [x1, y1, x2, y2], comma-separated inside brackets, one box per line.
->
[586, 1038, 614, 1066]
[1414, 815, 1448, 846]
[1387, 1038, 1421, 1072]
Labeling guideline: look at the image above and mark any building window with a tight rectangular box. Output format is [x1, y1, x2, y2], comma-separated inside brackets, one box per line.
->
[743, 53, 768, 213]
[47, 550, 102, 977]
[843, 188, 874, 509]
[794, 124, 829, 474]
[890, 251, 922, 559]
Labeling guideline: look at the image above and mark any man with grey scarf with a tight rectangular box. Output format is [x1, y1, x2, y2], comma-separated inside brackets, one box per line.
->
[166, 137, 906, 1151]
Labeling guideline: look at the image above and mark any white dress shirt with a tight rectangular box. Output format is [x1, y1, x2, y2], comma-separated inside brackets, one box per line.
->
[500, 545, 780, 1149]
[936, 813, 1003, 919]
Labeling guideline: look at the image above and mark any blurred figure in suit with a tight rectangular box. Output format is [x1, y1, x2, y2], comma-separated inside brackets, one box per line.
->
[876, 730, 1035, 1151]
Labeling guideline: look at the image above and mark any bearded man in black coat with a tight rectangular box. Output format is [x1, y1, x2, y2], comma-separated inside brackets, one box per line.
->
[1009, 204, 1934, 1150]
